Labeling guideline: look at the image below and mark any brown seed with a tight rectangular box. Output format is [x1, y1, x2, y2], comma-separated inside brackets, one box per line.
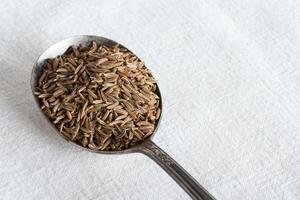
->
[74, 63, 83, 74]
[109, 120, 123, 126]
[34, 41, 160, 151]
[87, 89, 98, 99]
[53, 115, 65, 124]
[106, 101, 119, 109]
[59, 122, 65, 133]
[121, 116, 132, 126]
[67, 58, 77, 67]
[132, 129, 143, 140]
[102, 109, 110, 121]
[38, 93, 51, 98]
[42, 99, 50, 108]
[53, 89, 64, 97]
[92, 100, 103, 104]
[114, 109, 128, 115]
[137, 121, 153, 126]
[38, 71, 47, 86]
[53, 58, 59, 70]
[89, 41, 98, 53]
[96, 58, 108, 65]
[53, 102, 61, 113]
[115, 114, 127, 121]
[66, 111, 72, 120]
[128, 131, 134, 140]
[101, 138, 111, 150]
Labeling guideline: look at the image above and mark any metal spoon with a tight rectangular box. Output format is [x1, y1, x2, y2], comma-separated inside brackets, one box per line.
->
[30, 35, 216, 200]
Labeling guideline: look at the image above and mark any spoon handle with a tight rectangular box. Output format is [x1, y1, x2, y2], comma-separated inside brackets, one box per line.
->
[137, 140, 216, 200]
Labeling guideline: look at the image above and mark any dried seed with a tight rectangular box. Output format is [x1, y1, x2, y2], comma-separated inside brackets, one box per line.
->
[53, 89, 64, 97]
[132, 129, 143, 140]
[74, 63, 83, 74]
[67, 58, 77, 67]
[34, 41, 160, 151]
[106, 101, 119, 109]
[101, 138, 111, 150]
[81, 101, 88, 119]
[96, 58, 108, 65]
[89, 41, 97, 53]
[42, 99, 50, 108]
[38, 93, 51, 98]
[92, 100, 103, 104]
[102, 109, 110, 121]
[87, 89, 98, 99]
[121, 116, 132, 126]
[53, 115, 65, 124]
[114, 109, 128, 115]
[38, 71, 47, 86]
[128, 131, 133, 140]
[66, 111, 72, 120]
[115, 114, 127, 121]
[76, 110, 81, 122]
[53, 102, 61, 113]
[53, 58, 59, 70]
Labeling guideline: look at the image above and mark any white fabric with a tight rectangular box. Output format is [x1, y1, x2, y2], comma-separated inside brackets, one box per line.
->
[0, 0, 299, 199]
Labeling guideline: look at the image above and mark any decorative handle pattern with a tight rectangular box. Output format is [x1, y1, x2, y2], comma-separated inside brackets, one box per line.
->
[137, 140, 216, 200]
[143, 141, 175, 166]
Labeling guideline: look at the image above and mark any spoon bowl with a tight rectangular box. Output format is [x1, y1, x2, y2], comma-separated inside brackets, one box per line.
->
[31, 35, 162, 155]
[31, 35, 216, 200]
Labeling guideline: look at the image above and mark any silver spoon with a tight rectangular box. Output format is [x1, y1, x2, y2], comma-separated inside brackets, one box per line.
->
[30, 35, 216, 200]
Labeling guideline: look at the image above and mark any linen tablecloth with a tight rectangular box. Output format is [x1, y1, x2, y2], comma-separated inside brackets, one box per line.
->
[0, 0, 299, 199]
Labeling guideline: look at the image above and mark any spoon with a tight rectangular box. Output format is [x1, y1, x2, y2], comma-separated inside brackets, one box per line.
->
[30, 35, 216, 200]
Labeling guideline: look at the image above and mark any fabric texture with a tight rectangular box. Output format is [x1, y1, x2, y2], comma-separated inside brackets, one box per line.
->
[0, 0, 299, 199]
